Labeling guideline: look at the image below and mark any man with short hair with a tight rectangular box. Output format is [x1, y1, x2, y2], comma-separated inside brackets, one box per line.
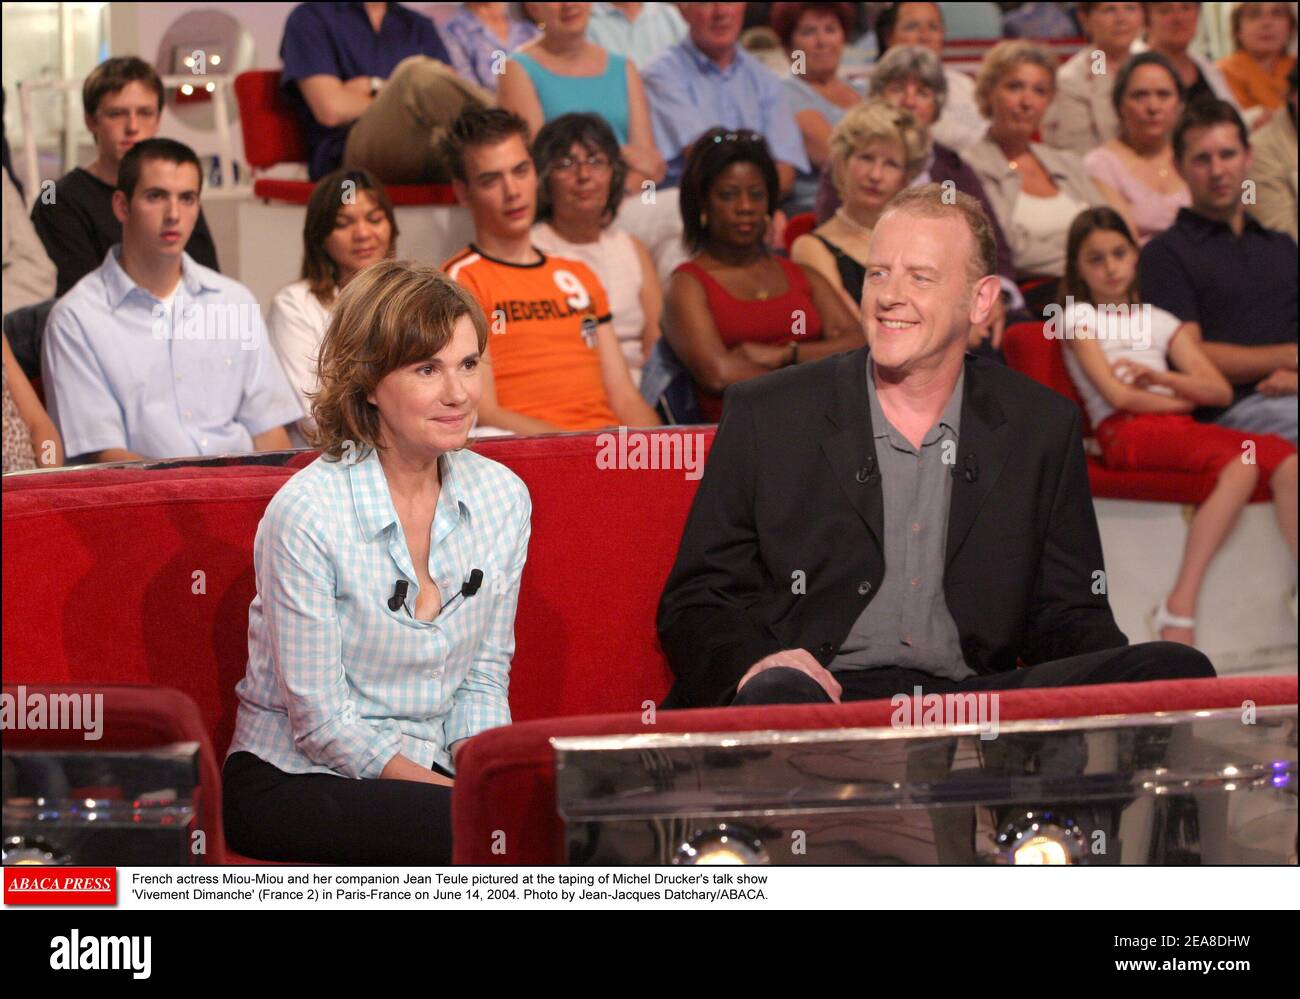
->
[642, 1, 808, 192]
[31, 56, 219, 296]
[279, 1, 491, 183]
[659, 184, 1213, 710]
[439, 107, 659, 436]
[1140, 99, 1298, 444]
[42, 139, 300, 464]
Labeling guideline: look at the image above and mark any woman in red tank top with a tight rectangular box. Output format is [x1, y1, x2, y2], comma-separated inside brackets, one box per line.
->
[663, 128, 866, 421]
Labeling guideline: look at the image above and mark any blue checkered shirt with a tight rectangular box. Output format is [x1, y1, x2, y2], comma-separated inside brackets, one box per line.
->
[228, 445, 531, 779]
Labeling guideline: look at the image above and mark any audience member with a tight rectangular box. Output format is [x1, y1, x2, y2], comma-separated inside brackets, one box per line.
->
[1042, 2, 1144, 153]
[792, 100, 925, 310]
[964, 41, 1105, 308]
[498, 2, 665, 192]
[1061, 207, 1296, 645]
[1140, 100, 1298, 444]
[812, 44, 1020, 348]
[656, 185, 1213, 711]
[279, 1, 490, 182]
[41, 140, 300, 464]
[642, 1, 810, 192]
[873, 3, 986, 153]
[587, 2, 689, 67]
[2, 171, 55, 314]
[1248, 61, 1298, 238]
[663, 128, 863, 422]
[771, 3, 862, 214]
[31, 57, 219, 296]
[1217, 1, 1297, 126]
[440, 2, 539, 92]
[531, 113, 661, 384]
[269, 168, 398, 441]
[2, 331, 61, 473]
[440, 107, 659, 433]
[224, 260, 532, 865]
[1084, 51, 1190, 244]
[1003, 2, 1081, 39]
[1137, 2, 1241, 109]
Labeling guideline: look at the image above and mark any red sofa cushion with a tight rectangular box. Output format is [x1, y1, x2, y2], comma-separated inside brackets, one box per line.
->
[1, 431, 711, 759]
[1002, 321, 1271, 504]
[452, 675, 1299, 864]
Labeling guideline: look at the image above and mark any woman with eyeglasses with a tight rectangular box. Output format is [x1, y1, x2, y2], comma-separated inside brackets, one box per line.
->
[663, 128, 864, 422]
[531, 113, 661, 385]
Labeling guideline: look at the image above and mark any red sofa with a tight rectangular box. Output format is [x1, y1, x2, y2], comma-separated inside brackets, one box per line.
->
[1002, 321, 1272, 504]
[4, 428, 1293, 864]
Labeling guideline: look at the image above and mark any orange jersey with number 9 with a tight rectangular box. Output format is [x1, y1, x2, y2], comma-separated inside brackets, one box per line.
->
[443, 245, 617, 429]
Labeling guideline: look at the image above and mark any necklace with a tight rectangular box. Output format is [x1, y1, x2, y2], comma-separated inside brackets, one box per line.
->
[835, 207, 874, 237]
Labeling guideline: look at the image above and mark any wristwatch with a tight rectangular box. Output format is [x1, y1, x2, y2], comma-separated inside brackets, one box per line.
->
[369, 76, 383, 97]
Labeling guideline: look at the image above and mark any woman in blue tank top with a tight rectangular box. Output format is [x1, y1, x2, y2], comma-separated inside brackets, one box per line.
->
[498, 2, 664, 194]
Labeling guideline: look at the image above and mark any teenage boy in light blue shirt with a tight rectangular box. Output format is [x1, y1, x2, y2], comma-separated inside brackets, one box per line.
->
[43, 138, 301, 463]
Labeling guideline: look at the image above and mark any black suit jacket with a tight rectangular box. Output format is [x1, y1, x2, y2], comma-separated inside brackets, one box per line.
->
[656, 347, 1128, 709]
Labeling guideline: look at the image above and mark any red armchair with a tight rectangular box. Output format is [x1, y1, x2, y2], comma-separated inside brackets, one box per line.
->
[233, 69, 457, 206]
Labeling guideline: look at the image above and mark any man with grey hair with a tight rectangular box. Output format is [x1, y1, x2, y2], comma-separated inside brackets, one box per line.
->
[658, 184, 1214, 709]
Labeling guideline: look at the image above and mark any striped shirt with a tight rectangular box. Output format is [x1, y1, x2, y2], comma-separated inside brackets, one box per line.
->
[227, 444, 531, 779]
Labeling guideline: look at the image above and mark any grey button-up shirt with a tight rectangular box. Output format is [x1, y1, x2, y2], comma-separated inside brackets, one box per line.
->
[831, 362, 974, 681]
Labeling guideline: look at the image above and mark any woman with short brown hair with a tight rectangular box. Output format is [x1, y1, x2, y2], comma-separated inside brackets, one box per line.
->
[225, 260, 532, 864]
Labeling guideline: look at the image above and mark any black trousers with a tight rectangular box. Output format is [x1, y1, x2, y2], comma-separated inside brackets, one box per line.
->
[731, 642, 1213, 863]
[222, 752, 453, 865]
[730, 641, 1216, 706]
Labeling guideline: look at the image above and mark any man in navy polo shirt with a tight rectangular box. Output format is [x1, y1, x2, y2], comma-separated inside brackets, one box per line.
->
[1140, 100, 1298, 444]
[279, 2, 492, 183]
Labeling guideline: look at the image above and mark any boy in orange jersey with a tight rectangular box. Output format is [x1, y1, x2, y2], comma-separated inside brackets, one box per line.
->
[440, 107, 660, 434]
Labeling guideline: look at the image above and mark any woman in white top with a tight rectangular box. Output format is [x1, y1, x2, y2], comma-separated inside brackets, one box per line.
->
[962, 41, 1105, 310]
[268, 168, 397, 443]
[1059, 207, 1297, 646]
[530, 112, 660, 384]
[1084, 51, 1190, 245]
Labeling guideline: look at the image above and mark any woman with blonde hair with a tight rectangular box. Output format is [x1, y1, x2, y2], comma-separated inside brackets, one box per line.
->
[963, 40, 1105, 311]
[225, 261, 532, 864]
[791, 99, 927, 310]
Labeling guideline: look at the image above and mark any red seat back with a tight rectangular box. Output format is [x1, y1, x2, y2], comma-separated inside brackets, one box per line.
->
[233, 69, 307, 170]
[1002, 320, 1093, 436]
[2, 684, 227, 864]
[784, 211, 816, 254]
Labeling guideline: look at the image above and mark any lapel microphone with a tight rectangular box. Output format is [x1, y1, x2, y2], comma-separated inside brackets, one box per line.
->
[855, 456, 878, 484]
[388, 570, 484, 615]
[951, 453, 979, 484]
[439, 569, 485, 618]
